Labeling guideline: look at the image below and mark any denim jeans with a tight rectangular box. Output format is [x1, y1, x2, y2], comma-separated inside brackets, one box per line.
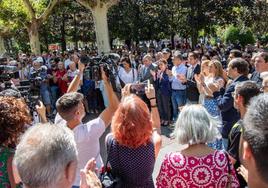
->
[171, 90, 186, 121]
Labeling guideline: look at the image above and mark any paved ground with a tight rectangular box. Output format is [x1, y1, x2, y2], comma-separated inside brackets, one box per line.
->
[84, 113, 185, 183]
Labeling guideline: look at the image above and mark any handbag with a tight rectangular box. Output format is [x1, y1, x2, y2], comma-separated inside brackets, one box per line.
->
[100, 137, 123, 188]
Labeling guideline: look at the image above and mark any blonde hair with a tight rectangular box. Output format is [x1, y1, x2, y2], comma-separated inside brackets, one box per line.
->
[211, 60, 223, 78]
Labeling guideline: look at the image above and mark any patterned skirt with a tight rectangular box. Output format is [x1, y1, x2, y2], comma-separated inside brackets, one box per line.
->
[204, 98, 223, 150]
[203, 98, 220, 117]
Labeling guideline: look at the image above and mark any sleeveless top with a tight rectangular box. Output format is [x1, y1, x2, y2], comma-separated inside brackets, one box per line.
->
[0, 146, 14, 188]
[107, 135, 155, 188]
[156, 150, 239, 188]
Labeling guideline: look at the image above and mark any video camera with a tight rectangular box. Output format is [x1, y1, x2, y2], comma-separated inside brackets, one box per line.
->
[0, 65, 19, 81]
[81, 53, 120, 81]
[17, 80, 41, 114]
[81, 53, 120, 91]
[29, 66, 48, 88]
[0, 65, 19, 90]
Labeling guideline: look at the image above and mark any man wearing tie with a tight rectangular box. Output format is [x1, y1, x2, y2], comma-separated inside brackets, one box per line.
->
[139, 54, 158, 84]
[138, 54, 158, 109]
[178, 52, 201, 104]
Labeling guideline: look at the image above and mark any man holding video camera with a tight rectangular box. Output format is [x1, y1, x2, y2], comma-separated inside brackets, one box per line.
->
[55, 60, 119, 187]
[29, 57, 52, 116]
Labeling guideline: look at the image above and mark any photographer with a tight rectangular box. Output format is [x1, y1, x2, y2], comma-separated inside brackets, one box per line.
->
[29, 58, 52, 116]
[18, 54, 30, 80]
[55, 60, 119, 187]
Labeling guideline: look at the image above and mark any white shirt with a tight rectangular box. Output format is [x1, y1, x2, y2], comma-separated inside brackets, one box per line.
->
[64, 58, 72, 69]
[116, 67, 138, 87]
[204, 76, 224, 96]
[55, 113, 105, 186]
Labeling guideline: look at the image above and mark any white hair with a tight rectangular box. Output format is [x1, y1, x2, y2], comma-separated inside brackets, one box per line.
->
[14, 123, 77, 188]
[173, 105, 221, 145]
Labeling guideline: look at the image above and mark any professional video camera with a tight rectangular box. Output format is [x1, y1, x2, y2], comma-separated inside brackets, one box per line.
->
[29, 66, 48, 88]
[15, 66, 47, 113]
[16, 80, 41, 114]
[0, 65, 19, 80]
[81, 53, 120, 91]
[0, 65, 19, 90]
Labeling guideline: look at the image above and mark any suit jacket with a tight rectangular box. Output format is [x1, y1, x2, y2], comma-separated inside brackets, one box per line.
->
[139, 63, 158, 84]
[156, 70, 171, 96]
[213, 75, 249, 138]
[250, 71, 262, 88]
[185, 64, 201, 102]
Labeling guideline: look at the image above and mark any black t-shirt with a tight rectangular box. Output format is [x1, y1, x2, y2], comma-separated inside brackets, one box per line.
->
[228, 119, 247, 187]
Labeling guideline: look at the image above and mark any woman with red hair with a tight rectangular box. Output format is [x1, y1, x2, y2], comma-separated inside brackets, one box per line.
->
[105, 83, 162, 187]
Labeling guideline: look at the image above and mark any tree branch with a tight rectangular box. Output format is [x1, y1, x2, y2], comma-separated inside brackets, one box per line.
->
[76, 0, 98, 9]
[39, 0, 60, 22]
[23, 0, 36, 19]
[105, 0, 119, 9]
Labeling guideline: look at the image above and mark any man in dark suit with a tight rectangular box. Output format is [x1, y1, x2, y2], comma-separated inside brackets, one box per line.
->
[209, 58, 249, 149]
[138, 54, 158, 108]
[139, 54, 158, 84]
[178, 52, 201, 104]
[250, 52, 268, 87]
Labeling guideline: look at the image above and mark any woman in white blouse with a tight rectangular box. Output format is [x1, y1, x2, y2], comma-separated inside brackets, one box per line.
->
[116, 57, 138, 89]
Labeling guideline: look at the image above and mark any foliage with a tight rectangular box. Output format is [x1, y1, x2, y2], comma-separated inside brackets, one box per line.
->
[108, 0, 256, 48]
[0, 0, 266, 52]
[224, 25, 255, 47]
[40, 0, 95, 51]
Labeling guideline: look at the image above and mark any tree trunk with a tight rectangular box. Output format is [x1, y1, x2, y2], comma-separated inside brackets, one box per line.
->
[91, 6, 111, 54]
[191, 29, 198, 50]
[171, 33, 175, 49]
[61, 13, 66, 52]
[28, 20, 41, 55]
[0, 36, 6, 55]
[125, 39, 131, 50]
[110, 37, 114, 49]
[73, 13, 78, 50]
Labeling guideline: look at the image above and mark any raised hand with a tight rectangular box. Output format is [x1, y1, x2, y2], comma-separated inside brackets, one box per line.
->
[177, 74, 187, 83]
[36, 101, 47, 123]
[78, 61, 86, 73]
[121, 84, 131, 98]
[80, 158, 101, 188]
[166, 69, 173, 77]
[237, 165, 248, 183]
[150, 70, 156, 77]
[101, 66, 108, 83]
[145, 80, 156, 99]
[208, 82, 220, 93]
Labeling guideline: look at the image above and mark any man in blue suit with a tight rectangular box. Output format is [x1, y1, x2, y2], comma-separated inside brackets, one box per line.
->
[209, 58, 249, 149]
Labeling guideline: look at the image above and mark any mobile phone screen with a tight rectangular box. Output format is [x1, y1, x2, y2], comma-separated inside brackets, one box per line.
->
[130, 83, 146, 95]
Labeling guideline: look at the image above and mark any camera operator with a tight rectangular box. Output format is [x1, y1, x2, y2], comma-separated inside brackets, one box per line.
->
[0, 61, 20, 91]
[55, 61, 119, 187]
[29, 58, 52, 116]
[18, 54, 31, 80]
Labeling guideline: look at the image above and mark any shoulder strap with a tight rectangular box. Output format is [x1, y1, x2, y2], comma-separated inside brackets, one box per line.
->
[105, 135, 113, 167]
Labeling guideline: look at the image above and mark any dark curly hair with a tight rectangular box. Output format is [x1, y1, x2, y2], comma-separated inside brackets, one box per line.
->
[0, 97, 31, 148]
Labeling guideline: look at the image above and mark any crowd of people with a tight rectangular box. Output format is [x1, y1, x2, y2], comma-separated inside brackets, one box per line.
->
[0, 42, 268, 187]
